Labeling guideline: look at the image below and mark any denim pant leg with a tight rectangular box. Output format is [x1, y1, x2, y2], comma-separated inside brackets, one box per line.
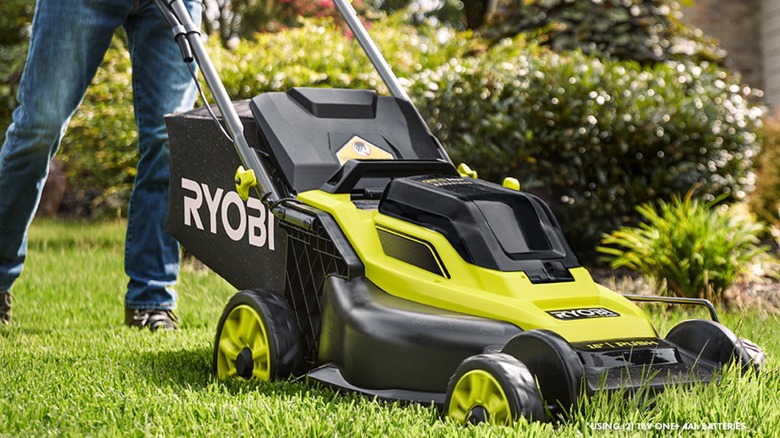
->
[122, 0, 201, 310]
[0, 0, 127, 292]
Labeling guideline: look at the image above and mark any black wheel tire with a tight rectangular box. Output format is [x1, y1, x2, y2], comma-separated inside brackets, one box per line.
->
[501, 330, 584, 410]
[445, 353, 545, 425]
[737, 337, 767, 372]
[212, 289, 304, 380]
[665, 319, 764, 374]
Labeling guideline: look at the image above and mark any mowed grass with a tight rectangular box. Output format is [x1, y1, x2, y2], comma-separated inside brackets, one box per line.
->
[0, 219, 778, 436]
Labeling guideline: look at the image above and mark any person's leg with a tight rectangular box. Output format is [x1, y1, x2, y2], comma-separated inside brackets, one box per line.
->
[0, 0, 128, 295]
[122, 0, 200, 317]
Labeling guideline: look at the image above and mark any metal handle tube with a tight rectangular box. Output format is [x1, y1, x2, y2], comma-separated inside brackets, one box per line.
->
[332, 0, 410, 101]
[166, 0, 280, 204]
[332, 0, 452, 163]
[622, 294, 720, 323]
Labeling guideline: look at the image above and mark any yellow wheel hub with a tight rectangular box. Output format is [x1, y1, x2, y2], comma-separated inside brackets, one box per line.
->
[215, 304, 271, 380]
[448, 369, 513, 425]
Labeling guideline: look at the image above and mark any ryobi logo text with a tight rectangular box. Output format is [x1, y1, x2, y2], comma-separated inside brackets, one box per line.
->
[547, 307, 620, 320]
[181, 178, 275, 250]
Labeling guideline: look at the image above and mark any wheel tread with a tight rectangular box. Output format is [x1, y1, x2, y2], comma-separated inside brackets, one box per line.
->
[213, 289, 304, 379]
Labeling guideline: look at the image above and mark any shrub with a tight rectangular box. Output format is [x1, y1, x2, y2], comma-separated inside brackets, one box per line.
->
[750, 113, 780, 227]
[57, 35, 137, 217]
[482, 0, 725, 65]
[598, 189, 768, 301]
[210, 14, 468, 99]
[203, 0, 372, 41]
[18, 16, 466, 216]
[0, 0, 33, 45]
[408, 37, 764, 256]
[0, 0, 35, 144]
[0, 42, 27, 144]
[7, 10, 764, 242]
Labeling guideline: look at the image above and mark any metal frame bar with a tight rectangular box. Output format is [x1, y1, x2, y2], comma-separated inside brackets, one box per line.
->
[155, 0, 281, 205]
[332, 0, 452, 163]
[622, 294, 720, 323]
[156, 0, 454, 200]
[332, 0, 409, 101]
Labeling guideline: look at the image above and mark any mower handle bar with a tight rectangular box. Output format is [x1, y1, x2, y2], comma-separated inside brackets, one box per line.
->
[332, 0, 408, 101]
[332, 0, 452, 164]
[154, 0, 282, 205]
[155, 0, 453, 205]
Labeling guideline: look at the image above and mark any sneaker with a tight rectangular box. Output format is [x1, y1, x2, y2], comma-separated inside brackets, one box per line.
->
[0, 292, 11, 325]
[125, 308, 179, 331]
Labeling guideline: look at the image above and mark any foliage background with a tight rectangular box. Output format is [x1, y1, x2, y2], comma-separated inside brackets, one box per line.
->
[0, 0, 34, 143]
[409, 37, 763, 254]
[751, 113, 780, 228]
[0, 0, 773, 252]
[483, 0, 725, 64]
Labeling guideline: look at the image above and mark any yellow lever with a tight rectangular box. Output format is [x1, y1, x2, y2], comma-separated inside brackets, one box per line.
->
[502, 177, 520, 191]
[234, 166, 257, 201]
[457, 163, 478, 179]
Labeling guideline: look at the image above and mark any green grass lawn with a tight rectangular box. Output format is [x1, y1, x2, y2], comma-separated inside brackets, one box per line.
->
[1, 219, 778, 436]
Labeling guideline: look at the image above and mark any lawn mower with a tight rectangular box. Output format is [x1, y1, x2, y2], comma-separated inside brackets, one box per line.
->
[155, 0, 766, 424]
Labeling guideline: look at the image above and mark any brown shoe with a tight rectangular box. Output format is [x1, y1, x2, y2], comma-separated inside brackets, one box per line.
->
[125, 308, 179, 331]
[0, 292, 11, 325]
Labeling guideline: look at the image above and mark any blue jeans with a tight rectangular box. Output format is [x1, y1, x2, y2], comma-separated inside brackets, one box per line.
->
[0, 0, 201, 310]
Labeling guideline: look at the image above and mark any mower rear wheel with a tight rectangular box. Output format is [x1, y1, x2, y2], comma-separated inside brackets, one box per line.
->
[738, 338, 767, 372]
[665, 319, 765, 373]
[445, 353, 544, 425]
[213, 289, 303, 380]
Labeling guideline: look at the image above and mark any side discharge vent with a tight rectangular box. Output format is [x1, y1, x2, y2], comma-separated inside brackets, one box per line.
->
[376, 227, 449, 278]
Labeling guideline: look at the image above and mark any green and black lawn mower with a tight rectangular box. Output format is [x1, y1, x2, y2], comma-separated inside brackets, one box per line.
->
[155, 0, 766, 425]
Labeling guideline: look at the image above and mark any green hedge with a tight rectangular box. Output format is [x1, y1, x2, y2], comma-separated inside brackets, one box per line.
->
[208, 15, 468, 98]
[3, 16, 465, 216]
[483, 0, 725, 65]
[0, 0, 34, 144]
[751, 114, 780, 227]
[56, 36, 137, 216]
[2, 16, 764, 259]
[408, 38, 763, 255]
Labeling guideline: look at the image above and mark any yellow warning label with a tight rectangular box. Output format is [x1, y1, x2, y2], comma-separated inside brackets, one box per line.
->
[336, 136, 393, 165]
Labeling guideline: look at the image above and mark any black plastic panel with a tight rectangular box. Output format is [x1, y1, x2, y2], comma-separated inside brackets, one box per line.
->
[318, 276, 522, 393]
[288, 87, 377, 119]
[164, 101, 286, 292]
[379, 175, 580, 278]
[250, 87, 446, 194]
[572, 338, 718, 395]
[279, 204, 364, 366]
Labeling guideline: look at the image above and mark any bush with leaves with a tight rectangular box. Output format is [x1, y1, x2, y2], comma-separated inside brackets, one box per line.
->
[408, 37, 764, 256]
[209, 14, 467, 98]
[22, 16, 465, 216]
[55, 35, 137, 217]
[598, 189, 768, 301]
[6, 11, 764, 240]
[0, 0, 35, 144]
[203, 0, 372, 42]
[751, 113, 780, 227]
[483, 0, 725, 65]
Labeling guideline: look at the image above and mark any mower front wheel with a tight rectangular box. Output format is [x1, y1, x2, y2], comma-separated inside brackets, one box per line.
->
[213, 289, 303, 380]
[445, 353, 545, 425]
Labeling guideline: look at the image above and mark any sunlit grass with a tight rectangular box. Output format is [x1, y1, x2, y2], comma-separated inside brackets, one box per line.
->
[0, 219, 777, 436]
